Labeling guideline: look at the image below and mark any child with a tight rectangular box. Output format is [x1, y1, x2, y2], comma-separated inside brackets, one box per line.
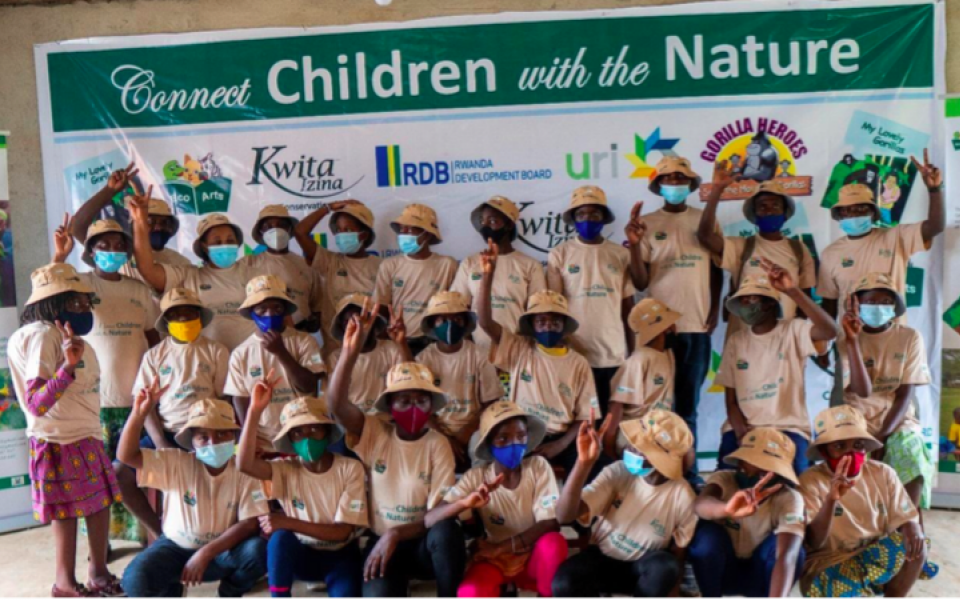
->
[119, 395, 269, 597]
[417, 291, 503, 469]
[426, 401, 566, 597]
[7, 263, 123, 596]
[715, 259, 838, 474]
[374, 203, 458, 355]
[552, 410, 698, 597]
[224, 275, 325, 451]
[950, 408, 960, 458]
[688, 427, 806, 597]
[120, 198, 193, 285]
[799, 405, 930, 597]
[327, 299, 465, 596]
[238, 385, 368, 597]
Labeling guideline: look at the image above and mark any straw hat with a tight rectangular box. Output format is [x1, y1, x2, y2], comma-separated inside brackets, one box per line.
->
[473, 401, 547, 462]
[373, 362, 447, 415]
[725, 275, 784, 320]
[807, 405, 882, 460]
[192, 213, 244, 261]
[155, 287, 214, 333]
[238, 275, 297, 318]
[390, 204, 443, 243]
[517, 290, 579, 337]
[562, 186, 615, 225]
[174, 398, 239, 450]
[471, 196, 521, 240]
[252, 204, 299, 244]
[26, 263, 94, 306]
[830, 183, 878, 221]
[330, 292, 386, 341]
[853, 272, 906, 318]
[147, 198, 180, 234]
[619, 409, 693, 481]
[273, 396, 342, 454]
[743, 180, 796, 225]
[420, 291, 477, 339]
[628, 298, 681, 347]
[649, 156, 702, 195]
[331, 201, 376, 246]
[724, 427, 799, 486]
[82, 219, 133, 266]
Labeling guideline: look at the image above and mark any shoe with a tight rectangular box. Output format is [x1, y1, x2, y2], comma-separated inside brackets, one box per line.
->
[679, 562, 701, 597]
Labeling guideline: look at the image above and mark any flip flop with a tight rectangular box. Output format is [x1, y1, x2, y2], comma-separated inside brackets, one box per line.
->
[85, 575, 124, 597]
[51, 584, 96, 597]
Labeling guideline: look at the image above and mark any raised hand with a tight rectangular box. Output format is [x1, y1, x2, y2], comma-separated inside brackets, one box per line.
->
[343, 298, 377, 356]
[829, 455, 857, 502]
[576, 410, 611, 464]
[724, 472, 783, 518]
[126, 184, 153, 225]
[132, 378, 165, 421]
[842, 295, 863, 339]
[712, 159, 740, 189]
[758, 257, 794, 292]
[911, 149, 942, 191]
[329, 199, 361, 211]
[624, 202, 648, 247]
[386, 303, 407, 346]
[461, 473, 505, 510]
[480, 238, 499, 275]
[258, 330, 286, 356]
[107, 161, 139, 193]
[55, 320, 84, 368]
[53, 212, 75, 261]
[250, 369, 280, 414]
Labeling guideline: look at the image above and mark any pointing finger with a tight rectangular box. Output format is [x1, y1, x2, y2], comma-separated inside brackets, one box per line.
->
[924, 147, 930, 166]
[910, 155, 922, 171]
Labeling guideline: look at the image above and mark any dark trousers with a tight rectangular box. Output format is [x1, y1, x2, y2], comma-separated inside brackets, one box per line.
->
[267, 531, 362, 597]
[591, 366, 619, 415]
[122, 534, 267, 597]
[667, 333, 712, 457]
[552, 546, 681, 597]
[362, 519, 465, 597]
[717, 430, 810, 475]
[688, 520, 805, 597]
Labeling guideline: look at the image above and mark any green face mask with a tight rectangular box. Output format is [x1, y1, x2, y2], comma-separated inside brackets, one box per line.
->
[292, 437, 329, 462]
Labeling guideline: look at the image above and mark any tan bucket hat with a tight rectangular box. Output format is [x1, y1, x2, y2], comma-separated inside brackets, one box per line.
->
[156, 287, 214, 333]
[473, 401, 547, 462]
[175, 398, 239, 450]
[26, 263, 94, 306]
[853, 272, 906, 318]
[272, 396, 342, 454]
[725, 275, 784, 320]
[562, 185, 615, 225]
[373, 362, 447, 415]
[192, 213, 244, 261]
[331, 201, 376, 246]
[252, 204, 299, 245]
[82, 219, 133, 266]
[629, 298, 681, 348]
[517, 290, 579, 337]
[743, 180, 796, 225]
[649, 156, 702, 195]
[147, 198, 180, 234]
[831, 183, 878, 221]
[724, 427, 799, 486]
[390, 204, 443, 243]
[619, 409, 693, 481]
[420, 291, 477, 339]
[330, 292, 386, 341]
[238, 275, 297, 318]
[471, 196, 521, 240]
[808, 405, 882, 460]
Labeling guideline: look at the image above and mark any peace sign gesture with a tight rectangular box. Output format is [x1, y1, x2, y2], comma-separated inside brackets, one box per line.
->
[53, 212, 75, 262]
[126, 184, 153, 225]
[842, 294, 863, 339]
[758, 257, 795, 292]
[480, 238, 499, 275]
[576, 409, 612, 465]
[911, 149, 942, 191]
[461, 473, 506, 510]
[343, 298, 378, 357]
[386, 303, 407, 346]
[624, 202, 648, 247]
[55, 320, 84, 368]
[723, 472, 783, 518]
[251, 368, 282, 414]
[133, 378, 168, 421]
[108, 161, 139, 193]
[829, 455, 857, 501]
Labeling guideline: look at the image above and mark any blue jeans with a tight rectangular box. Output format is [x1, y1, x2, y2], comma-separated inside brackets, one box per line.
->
[667, 333, 712, 474]
[122, 534, 267, 597]
[688, 521, 805, 597]
[717, 430, 810, 475]
[267, 530, 362, 597]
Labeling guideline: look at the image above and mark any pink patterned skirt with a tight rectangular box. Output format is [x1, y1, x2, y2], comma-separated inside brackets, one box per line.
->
[29, 436, 122, 524]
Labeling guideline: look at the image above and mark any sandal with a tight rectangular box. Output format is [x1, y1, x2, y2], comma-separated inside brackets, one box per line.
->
[86, 575, 124, 597]
[51, 584, 96, 597]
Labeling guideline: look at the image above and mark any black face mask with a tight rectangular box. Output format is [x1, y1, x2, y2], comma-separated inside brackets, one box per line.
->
[149, 231, 173, 251]
[479, 226, 509, 243]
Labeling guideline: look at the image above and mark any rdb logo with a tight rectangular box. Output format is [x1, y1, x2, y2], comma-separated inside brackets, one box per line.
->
[376, 145, 450, 187]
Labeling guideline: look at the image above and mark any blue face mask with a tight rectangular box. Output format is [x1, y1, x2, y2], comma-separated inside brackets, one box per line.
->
[575, 221, 604, 241]
[756, 214, 786, 234]
[335, 232, 363, 255]
[840, 216, 873, 237]
[491, 443, 526, 470]
[207, 244, 239, 268]
[253, 313, 285, 333]
[195, 441, 234, 468]
[56, 310, 94, 337]
[660, 184, 690, 205]
[860, 304, 896, 328]
[93, 251, 128, 273]
[623, 449, 653, 477]
[534, 330, 564, 348]
[398, 234, 424, 255]
[434, 320, 467, 345]
[149, 231, 173, 251]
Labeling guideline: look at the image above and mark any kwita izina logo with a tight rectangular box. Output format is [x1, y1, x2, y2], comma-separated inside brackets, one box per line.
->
[697, 117, 813, 201]
[163, 153, 232, 215]
[248, 145, 362, 199]
[564, 128, 679, 181]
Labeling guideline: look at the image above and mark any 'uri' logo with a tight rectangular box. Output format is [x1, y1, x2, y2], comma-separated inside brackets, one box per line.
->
[376, 145, 450, 187]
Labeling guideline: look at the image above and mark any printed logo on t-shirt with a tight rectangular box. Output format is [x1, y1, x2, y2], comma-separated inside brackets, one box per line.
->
[612, 494, 623, 509]
[865, 358, 876, 368]
[394, 278, 404, 288]
[541, 494, 558, 509]
[879, 249, 893, 258]
[558, 383, 573, 399]
[606, 263, 620, 274]
[292, 497, 305, 510]
[876, 500, 887, 516]
[251, 489, 266, 503]
[653, 375, 665, 386]
[520, 370, 533, 383]
[737, 360, 749, 370]
[784, 513, 803, 525]
[894, 352, 905, 362]
[198, 363, 211, 374]
[749, 258, 761, 267]
[159, 365, 173, 376]
[92, 297, 102, 306]
[337, 269, 348, 277]
[833, 505, 844, 517]
[349, 499, 366, 513]
[374, 459, 387, 474]
[489, 513, 506, 526]
[418, 471, 432, 485]
[465, 374, 476, 384]
[183, 491, 198, 507]
[471, 272, 482, 281]
[841, 258, 855, 268]
[567, 265, 580, 274]
[250, 367, 263, 377]
[654, 232, 668, 241]
[509, 274, 521, 284]
[723, 518, 741, 531]
[650, 518, 667, 537]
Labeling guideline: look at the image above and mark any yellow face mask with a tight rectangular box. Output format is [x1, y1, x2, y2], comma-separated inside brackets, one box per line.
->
[168, 319, 203, 343]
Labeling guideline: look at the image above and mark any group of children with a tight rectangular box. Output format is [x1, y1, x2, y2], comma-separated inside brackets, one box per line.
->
[5, 150, 945, 597]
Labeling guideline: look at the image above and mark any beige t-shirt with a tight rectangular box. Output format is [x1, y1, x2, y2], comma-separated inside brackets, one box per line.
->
[704, 471, 805, 558]
[799, 461, 918, 578]
[326, 340, 405, 414]
[547, 239, 635, 368]
[451, 251, 546, 354]
[444, 457, 559, 543]
[492, 330, 598, 434]
[351, 415, 455, 536]
[121, 247, 194, 284]
[374, 253, 459, 337]
[269, 455, 369, 550]
[78, 273, 159, 408]
[133, 337, 230, 432]
[163, 262, 257, 351]
[139, 450, 270, 550]
[8, 322, 102, 444]
[224, 330, 325, 446]
[417, 341, 503, 436]
[610, 347, 675, 420]
[715, 319, 820, 438]
[312, 247, 382, 357]
[242, 252, 323, 326]
[582, 461, 698, 561]
[838, 325, 930, 436]
[640, 207, 721, 333]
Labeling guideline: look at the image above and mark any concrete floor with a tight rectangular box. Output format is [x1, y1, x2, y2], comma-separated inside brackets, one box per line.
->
[1, 511, 958, 597]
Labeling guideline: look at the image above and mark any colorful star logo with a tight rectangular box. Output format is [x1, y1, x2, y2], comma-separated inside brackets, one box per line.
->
[626, 128, 680, 179]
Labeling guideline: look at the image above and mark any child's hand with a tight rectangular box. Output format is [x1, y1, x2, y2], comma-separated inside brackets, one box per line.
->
[257, 330, 286, 356]
[712, 159, 740, 190]
[386, 303, 407, 346]
[53, 212, 75, 262]
[828, 455, 857, 502]
[258, 513, 292, 536]
[480, 238, 499, 275]
[624, 202, 648, 247]
[343, 298, 377, 357]
[126, 185, 152, 225]
[108, 161, 139, 193]
[461, 473, 505, 510]
[911, 149, 942, 191]
[723, 472, 783, 518]
[758, 257, 795, 292]
[576, 410, 610, 464]
[250, 369, 280, 415]
[55, 320, 84, 368]
[132, 378, 166, 421]
[181, 547, 214, 587]
[842, 295, 863, 339]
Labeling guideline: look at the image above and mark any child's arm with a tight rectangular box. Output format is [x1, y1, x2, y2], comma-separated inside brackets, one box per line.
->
[912, 150, 945, 244]
[292, 204, 331, 265]
[603, 402, 624, 458]
[424, 474, 505, 528]
[259, 513, 355, 543]
[697, 161, 738, 256]
[621, 297, 636, 355]
[556, 418, 610, 524]
[71, 162, 138, 243]
[142, 405, 175, 450]
[259, 332, 319, 395]
[841, 296, 872, 398]
[769, 533, 803, 598]
[23, 322, 83, 416]
[181, 518, 260, 588]
[118, 379, 165, 470]
[127, 189, 168, 294]
[760, 258, 837, 342]
[52, 213, 75, 263]
[876, 384, 914, 443]
[477, 239, 503, 345]
[806, 456, 855, 550]
[624, 202, 650, 291]
[724, 388, 750, 441]
[329, 300, 378, 438]
[237, 373, 279, 482]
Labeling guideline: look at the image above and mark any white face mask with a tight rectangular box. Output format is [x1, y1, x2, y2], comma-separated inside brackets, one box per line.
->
[263, 228, 290, 251]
